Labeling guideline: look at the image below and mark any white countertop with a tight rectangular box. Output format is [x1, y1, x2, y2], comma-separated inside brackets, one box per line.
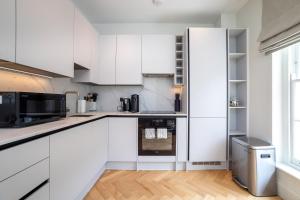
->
[0, 112, 187, 147]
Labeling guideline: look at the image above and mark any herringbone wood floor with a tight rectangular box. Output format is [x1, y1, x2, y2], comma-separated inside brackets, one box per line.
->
[84, 170, 281, 200]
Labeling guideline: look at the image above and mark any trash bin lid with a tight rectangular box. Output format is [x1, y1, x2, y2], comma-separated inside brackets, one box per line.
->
[232, 136, 275, 149]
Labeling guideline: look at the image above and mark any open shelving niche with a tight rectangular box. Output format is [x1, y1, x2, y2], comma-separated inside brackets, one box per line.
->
[227, 28, 249, 169]
[174, 35, 184, 85]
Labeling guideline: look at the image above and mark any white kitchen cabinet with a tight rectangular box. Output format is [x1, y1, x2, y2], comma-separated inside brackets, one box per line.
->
[116, 35, 142, 85]
[16, 0, 74, 77]
[177, 118, 188, 162]
[74, 7, 92, 69]
[50, 119, 108, 200]
[98, 35, 117, 85]
[73, 25, 100, 84]
[142, 34, 175, 75]
[0, 159, 49, 200]
[108, 118, 137, 162]
[189, 28, 227, 118]
[0, 137, 49, 182]
[0, 0, 15, 62]
[189, 118, 226, 162]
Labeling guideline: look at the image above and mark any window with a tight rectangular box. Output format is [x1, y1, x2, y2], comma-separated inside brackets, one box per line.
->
[273, 42, 300, 169]
[290, 43, 300, 167]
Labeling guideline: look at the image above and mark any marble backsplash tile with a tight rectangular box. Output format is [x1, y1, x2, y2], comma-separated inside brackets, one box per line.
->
[0, 69, 176, 113]
[91, 77, 176, 112]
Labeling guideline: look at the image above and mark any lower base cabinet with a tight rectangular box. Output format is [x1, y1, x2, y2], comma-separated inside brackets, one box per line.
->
[50, 119, 108, 200]
[189, 118, 226, 162]
[108, 118, 137, 162]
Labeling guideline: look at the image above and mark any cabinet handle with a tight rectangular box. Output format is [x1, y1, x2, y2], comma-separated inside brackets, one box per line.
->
[19, 179, 49, 200]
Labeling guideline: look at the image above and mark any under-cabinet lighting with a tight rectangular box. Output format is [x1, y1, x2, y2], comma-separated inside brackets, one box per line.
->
[0, 66, 53, 79]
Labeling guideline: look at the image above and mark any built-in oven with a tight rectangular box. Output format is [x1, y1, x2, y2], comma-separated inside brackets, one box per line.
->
[138, 117, 176, 156]
[0, 92, 66, 127]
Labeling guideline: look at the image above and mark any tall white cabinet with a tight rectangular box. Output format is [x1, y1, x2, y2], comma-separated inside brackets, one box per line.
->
[188, 28, 227, 162]
[0, 0, 15, 62]
[16, 0, 75, 77]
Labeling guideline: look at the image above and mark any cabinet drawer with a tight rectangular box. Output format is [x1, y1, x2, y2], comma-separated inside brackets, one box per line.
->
[0, 137, 49, 181]
[0, 158, 49, 200]
[26, 182, 49, 200]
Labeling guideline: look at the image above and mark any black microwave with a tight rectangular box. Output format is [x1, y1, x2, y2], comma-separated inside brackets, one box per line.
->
[0, 92, 66, 128]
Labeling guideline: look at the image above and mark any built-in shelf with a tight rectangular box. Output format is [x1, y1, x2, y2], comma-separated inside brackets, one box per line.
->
[229, 28, 247, 37]
[229, 106, 246, 109]
[229, 53, 246, 59]
[175, 35, 184, 86]
[229, 80, 247, 83]
[229, 130, 247, 136]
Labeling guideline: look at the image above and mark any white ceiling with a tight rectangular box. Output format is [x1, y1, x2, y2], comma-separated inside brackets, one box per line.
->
[72, 0, 248, 24]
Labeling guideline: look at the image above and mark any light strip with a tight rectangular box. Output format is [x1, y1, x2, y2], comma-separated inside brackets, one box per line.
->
[0, 66, 53, 79]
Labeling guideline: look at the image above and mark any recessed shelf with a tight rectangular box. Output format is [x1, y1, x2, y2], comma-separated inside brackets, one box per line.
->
[229, 130, 246, 136]
[229, 106, 246, 109]
[229, 80, 247, 83]
[229, 28, 247, 37]
[229, 53, 246, 59]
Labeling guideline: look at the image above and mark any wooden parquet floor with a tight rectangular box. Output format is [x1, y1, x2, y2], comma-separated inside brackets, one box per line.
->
[84, 170, 282, 200]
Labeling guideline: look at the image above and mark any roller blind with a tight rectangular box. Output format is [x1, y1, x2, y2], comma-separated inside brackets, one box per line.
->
[258, 0, 300, 54]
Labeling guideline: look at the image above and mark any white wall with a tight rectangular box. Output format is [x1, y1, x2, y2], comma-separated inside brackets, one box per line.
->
[236, 0, 272, 143]
[94, 23, 214, 35]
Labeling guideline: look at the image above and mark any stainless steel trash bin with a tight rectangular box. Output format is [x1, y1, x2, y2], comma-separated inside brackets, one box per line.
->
[232, 136, 277, 197]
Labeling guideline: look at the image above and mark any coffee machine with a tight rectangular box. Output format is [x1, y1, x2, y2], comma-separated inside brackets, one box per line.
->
[119, 97, 131, 112]
[118, 94, 139, 112]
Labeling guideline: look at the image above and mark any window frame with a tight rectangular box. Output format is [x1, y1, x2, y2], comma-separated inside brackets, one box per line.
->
[289, 43, 300, 169]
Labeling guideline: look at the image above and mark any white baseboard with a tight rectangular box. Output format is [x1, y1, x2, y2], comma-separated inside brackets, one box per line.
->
[76, 165, 106, 200]
[106, 162, 137, 170]
[137, 162, 176, 170]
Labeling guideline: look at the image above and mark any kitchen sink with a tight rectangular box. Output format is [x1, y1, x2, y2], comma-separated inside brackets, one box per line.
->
[69, 114, 94, 117]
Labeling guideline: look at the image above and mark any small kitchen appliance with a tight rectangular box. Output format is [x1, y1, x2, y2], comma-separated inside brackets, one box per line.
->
[130, 94, 139, 113]
[0, 92, 66, 127]
[119, 97, 131, 112]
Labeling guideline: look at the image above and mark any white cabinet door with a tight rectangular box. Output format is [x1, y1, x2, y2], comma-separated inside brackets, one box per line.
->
[177, 118, 188, 162]
[0, 0, 15, 62]
[142, 34, 175, 74]
[98, 35, 116, 85]
[189, 28, 227, 118]
[116, 35, 142, 85]
[50, 119, 108, 200]
[189, 118, 226, 162]
[108, 118, 137, 162]
[16, 0, 74, 77]
[74, 7, 92, 69]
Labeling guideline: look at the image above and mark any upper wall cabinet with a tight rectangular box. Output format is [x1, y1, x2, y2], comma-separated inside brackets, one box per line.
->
[98, 35, 117, 85]
[116, 35, 142, 85]
[73, 18, 100, 84]
[0, 0, 15, 62]
[16, 0, 75, 77]
[74, 8, 92, 70]
[142, 35, 175, 75]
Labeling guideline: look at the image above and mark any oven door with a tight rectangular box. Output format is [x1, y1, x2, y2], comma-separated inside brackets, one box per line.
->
[18, 92, 66, 126]
[138, 118, 176, 156]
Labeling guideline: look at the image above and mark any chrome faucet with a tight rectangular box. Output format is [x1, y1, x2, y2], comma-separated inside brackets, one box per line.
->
[64, 91, 80, 114]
